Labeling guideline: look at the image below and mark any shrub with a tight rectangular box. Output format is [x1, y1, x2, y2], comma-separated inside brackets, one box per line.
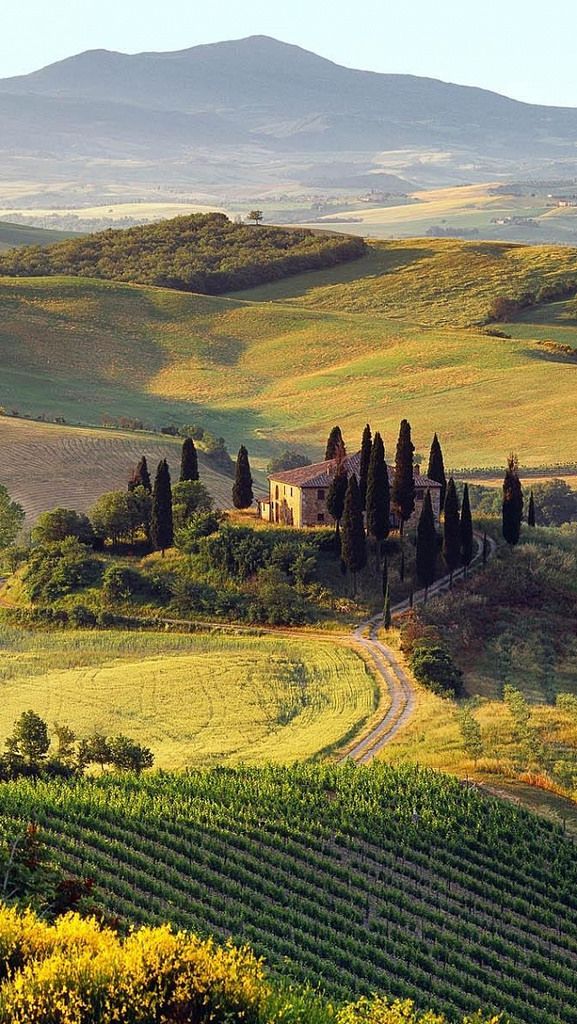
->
[23, 538, 102, 603]
[102, 565, 143, 602]
[410, 641, 463, 696]
[69, 605, 97, 628]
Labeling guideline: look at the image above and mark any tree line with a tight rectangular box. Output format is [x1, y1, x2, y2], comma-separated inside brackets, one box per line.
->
[0, 213, 367, 294]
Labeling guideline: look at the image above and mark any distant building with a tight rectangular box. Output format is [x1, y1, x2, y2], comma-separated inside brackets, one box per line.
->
[259, 450, 442, 528]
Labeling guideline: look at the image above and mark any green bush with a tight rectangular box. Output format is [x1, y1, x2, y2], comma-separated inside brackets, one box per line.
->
[32, 508, 94, 546]
[410, 641, 463, 696]
[23, 538, 102, 603]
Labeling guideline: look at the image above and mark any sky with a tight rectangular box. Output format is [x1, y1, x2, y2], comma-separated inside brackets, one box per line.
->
[2, 0, 576, 107]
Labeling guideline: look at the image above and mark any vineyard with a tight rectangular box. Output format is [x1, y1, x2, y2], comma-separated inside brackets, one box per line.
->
[2, 763, 577, 1024]
[0, 627, 376, 767]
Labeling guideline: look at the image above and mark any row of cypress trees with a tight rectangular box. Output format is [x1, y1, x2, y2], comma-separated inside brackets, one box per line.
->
[128, 437, 201, 554]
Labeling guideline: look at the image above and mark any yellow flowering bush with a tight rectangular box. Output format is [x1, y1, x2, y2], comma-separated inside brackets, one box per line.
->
[0, 906, 502, 1024]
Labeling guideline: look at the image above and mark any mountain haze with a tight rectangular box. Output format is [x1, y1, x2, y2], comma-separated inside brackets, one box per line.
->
[2, 35, 577, 192]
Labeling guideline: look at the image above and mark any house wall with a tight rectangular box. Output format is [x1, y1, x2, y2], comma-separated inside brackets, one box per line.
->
[301, 486, 332, 527]
[268, 479, 303, 527]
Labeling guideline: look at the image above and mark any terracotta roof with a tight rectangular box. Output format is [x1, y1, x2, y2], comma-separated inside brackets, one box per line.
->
[269, 452, 441, 490]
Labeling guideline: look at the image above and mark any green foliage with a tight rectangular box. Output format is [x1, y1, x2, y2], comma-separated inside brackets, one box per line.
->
[175, 510, 223, 552]
[528, 490, 536, 527]
[443, 478, 461, 578]
[232, 446, 254, 509]
[128, 455, 151, 493]
[325, 425, 345, 461]
[180, 437, 199, 482]
[90, 489, 151, 545]
[366, 432, 390, 545]
[415, 491, 437, 592]
[5, 711, 49, 767]
[410, 641, 463, 696]
[151, 459, 174, 553]
[427, 433, 447, 510]
[267, 450, 312, 474]
[107, 735, 154, 774]
[0, 212, 366, 294]
[458, 709, 484, 763]
[32, 507, 94, 546]
[502, 454, 523, 546]
[359, 424, 372, 510]
[0, 485, 24, 551]
[23, 537, 102, 603]
[460, 484, 474, 569]
[392, 419, 415, 531]
[341, 475, 367, 580]
[102, 565, 144, 603]
[326, 463, 348, 535]
[172, 479, 212, 530]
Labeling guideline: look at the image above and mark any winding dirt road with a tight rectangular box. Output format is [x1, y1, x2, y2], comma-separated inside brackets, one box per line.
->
[343, 531, 497, 764]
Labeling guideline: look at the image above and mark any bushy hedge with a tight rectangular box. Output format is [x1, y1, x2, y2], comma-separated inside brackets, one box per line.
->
[0, 213, 367, 294]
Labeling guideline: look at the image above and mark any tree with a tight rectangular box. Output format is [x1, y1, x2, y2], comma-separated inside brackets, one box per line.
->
[359, 424, 372, 510]
[267, 450, 311, 474]
[392, 419, 415, 537]
[52, 723, 77, 767]
[108, 735, 154, 773]
[232, 446, 254, 509]
[415, 490, 437, 599]
[172, 480, 213, 531]
[502, 453, 523, 546]
[427, 433, 447, 511]
[151, 459, 174, 554]
[365, 431, 390, 563]
[5, 711, 50, 767]
[128, 456, 151, 493]
[324, 426, 345, 461]
[0, 485, 24, 550]
[326, 459, 348, 540]
[247, 210, 263, 225]
[90, 491, 133, 546]
[180, 437, 199, 482]
[527, 490, 536, 527]
[461, 483, 474, 575]
[340, 475, 367, 595]
[32, 508, 94, 546]
[442, 478, 461, 586]
[383, 584, 392, 629]
[458, 710, 484, 763]
[78, 734, 111, 772]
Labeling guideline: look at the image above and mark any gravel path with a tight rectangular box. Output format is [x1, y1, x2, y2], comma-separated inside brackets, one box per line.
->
[343, 530, 497, 763]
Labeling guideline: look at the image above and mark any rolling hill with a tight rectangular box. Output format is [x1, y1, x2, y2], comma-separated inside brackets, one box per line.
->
[3, 762, 577, 1024]
[1, 238, 577, 489]
[2, 35, 577, 192]
[0, 220, 73, 250]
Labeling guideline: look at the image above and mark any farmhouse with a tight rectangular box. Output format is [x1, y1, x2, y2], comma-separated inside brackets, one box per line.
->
[259, 451, 442, 528]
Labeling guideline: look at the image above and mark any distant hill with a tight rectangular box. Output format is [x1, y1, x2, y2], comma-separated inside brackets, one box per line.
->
[2, 35, 577, 190]
[0, 212, 366, 293]
[0, 219, 73, 250]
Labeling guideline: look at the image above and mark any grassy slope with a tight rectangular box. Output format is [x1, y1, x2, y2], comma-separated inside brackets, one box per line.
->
[1, 239, 577, 470]
[0, 220, 74, 250]
[2, 762, 577, 1024]
[0, 627, 375, 768]
[0, 417, 237, 521]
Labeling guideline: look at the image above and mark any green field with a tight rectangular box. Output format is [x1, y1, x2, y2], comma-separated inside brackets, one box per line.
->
[2, 762, 577, 1024]
[0, 626, 376, 767]
[1, 236, 577, 473]
[0, 220, 73, 251]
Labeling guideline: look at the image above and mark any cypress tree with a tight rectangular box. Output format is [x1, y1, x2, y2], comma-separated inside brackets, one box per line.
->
[180, 437, 199, 482]
[383, 584, 392, 629]
[326, 462, 348, 540]
[416, 490, 437, 599]
[482, 530, 489, 566]
[392, 419, 415, 536]
[366, 431, 390, 566]
[382, 555, 389, 600]
[528, 490, 536, 527]
[427, 433, 447, 511]
[359, 424, 372, 510]
[341, 474, 367, 595]
[129, 455, 151, 493]
[443, 477, 461, 586]
[325, 426, 345, 461]
[232, 446, 254, 509]
[502, 453, 523, 546]
[461, 483, 474, 574]
[150, 459, 173, 554]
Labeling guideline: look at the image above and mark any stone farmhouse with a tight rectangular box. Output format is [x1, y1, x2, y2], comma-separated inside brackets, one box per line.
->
[259, 451, 442, 529]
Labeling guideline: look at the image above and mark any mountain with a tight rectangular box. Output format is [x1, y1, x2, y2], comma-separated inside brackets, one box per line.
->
[2, 35, 577, 191]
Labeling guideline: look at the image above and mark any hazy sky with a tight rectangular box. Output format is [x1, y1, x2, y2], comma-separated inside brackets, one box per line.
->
[3, 0, 576, 107]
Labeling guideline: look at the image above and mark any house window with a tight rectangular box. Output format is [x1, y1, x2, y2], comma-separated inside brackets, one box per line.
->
[317, 512, 325, 523]
[290, 487, 293, 497]
[275, 485, 279, 500]
[317, 488, 325, 500]
[416, 488, 424, 500]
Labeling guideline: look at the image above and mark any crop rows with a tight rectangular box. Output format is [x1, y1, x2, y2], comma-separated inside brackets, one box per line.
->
[2, 763, 577, 1023]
